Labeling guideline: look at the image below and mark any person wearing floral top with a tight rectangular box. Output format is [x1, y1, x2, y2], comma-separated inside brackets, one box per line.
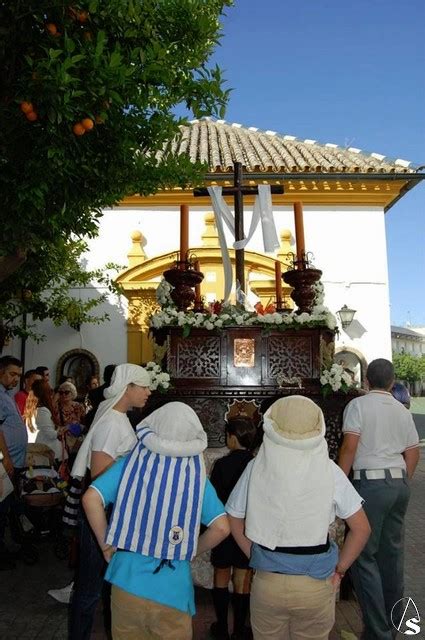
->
[56, 382, 86, 459]
[56, 382, 86, 427]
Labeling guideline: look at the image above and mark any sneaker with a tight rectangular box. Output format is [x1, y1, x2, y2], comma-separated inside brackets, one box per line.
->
[47, 581, 74, 604]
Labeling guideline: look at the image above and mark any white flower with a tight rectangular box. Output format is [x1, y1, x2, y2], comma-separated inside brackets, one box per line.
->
[326, 315, 337, 330]
[297, 312, 311, 323]
[146, 363, 170, 392]
[321, 363, 352, 394]
[342, 372, 352, 386]
[156, 279, 174, 307]
[312, 304, 327, 314]
[221, 314, 230, 321]
[204, 321, 214, 330]
[214, 319, 223, 328]
[151, 315, 162, 328]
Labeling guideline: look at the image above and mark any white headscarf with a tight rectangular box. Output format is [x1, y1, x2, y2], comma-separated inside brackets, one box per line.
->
[136, 401, 208, 456]
[71, 364, 151, 479]
[245, 395, 334, 549]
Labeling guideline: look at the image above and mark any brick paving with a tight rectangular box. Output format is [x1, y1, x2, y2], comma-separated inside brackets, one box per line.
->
[1, 453, 424, 639]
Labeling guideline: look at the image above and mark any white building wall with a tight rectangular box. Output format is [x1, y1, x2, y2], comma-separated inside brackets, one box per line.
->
[4, 203, 392, 375]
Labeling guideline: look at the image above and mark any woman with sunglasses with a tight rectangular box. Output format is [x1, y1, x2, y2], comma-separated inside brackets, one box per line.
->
[57, 382, 86, 430]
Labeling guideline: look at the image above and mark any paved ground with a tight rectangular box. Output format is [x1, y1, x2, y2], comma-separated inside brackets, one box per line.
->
[1, 420, 424, 639]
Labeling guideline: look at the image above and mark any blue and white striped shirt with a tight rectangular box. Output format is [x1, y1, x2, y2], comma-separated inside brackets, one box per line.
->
[92, 456, 226, 615]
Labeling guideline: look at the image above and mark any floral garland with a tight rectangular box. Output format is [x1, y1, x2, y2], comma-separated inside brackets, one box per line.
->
[150, 278, 337, 335]
[320, 364, 353, 397]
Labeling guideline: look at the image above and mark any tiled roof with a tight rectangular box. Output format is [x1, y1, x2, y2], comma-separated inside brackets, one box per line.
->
[161, 117, 418, 175]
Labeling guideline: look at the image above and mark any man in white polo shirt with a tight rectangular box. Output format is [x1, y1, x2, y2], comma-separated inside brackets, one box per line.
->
[339, 358, 420, 640]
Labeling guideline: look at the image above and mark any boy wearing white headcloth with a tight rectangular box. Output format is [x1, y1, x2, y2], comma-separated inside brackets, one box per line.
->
[226, 396, 371, 640]
[66, 364, 152, 640]
[83, 401, 230, 640]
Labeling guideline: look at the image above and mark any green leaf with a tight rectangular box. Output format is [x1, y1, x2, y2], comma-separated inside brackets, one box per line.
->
[182, 324, 192, 338]
[49, 48, 63, 60]
[109, 51, 122, 68]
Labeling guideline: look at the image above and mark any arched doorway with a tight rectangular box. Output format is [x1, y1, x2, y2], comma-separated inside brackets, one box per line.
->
[56, 349, 100, 398]
[334, 347, 367, 388]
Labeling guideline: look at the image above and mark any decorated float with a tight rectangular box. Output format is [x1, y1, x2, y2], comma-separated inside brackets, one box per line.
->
[148, 163, 358, 459]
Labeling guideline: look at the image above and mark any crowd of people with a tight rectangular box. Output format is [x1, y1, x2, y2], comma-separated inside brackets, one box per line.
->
[0, 354, 421, 640]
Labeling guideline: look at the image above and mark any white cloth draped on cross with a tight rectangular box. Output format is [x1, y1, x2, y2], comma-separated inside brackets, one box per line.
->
[207, 185, 279, 303]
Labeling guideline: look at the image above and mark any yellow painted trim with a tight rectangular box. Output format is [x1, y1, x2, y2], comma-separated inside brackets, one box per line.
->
[119, 179, 409, 209]
[116, 248, 291, 286]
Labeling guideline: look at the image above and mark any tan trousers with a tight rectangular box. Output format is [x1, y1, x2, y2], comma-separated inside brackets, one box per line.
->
[250, 571, 335, 640]
[111, 585, 193, 639]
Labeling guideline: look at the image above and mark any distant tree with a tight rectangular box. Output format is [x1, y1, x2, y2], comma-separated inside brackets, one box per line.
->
[393, 352, 425, 384]
[0, 0, 232, 344]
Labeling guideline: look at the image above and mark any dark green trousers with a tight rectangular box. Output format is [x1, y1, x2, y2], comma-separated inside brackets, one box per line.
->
[350, 471, 410, 640]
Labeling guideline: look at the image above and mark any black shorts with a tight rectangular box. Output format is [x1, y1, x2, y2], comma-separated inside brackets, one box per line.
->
[211, 534, 250, 569]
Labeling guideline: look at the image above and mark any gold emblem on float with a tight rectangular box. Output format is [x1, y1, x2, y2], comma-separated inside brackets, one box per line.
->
[234, 338, 255, 367]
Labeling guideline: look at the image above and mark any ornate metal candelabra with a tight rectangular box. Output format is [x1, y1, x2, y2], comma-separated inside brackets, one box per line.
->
[163, 258, 204, 312]
[283, 252, 322, 314]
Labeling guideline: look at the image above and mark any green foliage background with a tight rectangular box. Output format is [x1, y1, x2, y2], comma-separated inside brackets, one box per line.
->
[393, 352, 425, 384]
[0, 0, 232, 345]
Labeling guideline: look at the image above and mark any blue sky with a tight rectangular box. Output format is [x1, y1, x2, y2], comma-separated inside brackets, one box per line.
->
[207, 0, 425, 326]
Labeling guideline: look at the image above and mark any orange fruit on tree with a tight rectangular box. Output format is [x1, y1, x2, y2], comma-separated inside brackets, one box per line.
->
[26, 111, 38, 121]
[20, 101, 33, 114]
[73, 122, 86, 136]
[81, 117, 94, 131]
[77, 10, 89, 23]
[46, 23, 58, 35]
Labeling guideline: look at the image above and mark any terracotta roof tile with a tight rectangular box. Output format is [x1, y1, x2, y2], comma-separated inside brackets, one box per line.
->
[169, 118, 417, 175]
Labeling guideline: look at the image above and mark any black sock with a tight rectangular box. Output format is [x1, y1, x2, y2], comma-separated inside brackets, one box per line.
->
[212, 587, 230, 633]
[232, 593, 250, 634]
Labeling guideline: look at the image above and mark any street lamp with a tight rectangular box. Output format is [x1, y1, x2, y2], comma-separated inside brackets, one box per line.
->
[337, 305, 356, 329]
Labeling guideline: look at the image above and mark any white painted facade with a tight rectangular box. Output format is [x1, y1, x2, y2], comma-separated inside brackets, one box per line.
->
[4, 203, 392, 378]
[391, 326, 425, 356]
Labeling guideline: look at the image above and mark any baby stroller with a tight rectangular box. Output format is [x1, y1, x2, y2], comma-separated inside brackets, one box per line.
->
[12, 443, 69, 563]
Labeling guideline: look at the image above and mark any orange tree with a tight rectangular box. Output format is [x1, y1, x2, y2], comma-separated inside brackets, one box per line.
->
[0, 0, 232, 347]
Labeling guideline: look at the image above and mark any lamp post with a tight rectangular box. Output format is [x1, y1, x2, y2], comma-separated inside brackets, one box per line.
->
[337, 305, 356, 329]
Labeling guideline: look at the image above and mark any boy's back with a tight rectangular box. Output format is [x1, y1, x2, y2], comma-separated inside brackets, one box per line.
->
[210, 449, 253, 504]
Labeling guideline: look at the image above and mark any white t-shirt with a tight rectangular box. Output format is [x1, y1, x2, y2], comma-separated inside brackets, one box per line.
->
[89, 409, 137, 466]
[226, 459, 363, 531]
[342, 390, 419, 471]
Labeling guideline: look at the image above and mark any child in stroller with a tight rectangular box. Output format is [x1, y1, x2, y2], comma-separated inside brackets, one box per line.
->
[12, 443, 69, 564]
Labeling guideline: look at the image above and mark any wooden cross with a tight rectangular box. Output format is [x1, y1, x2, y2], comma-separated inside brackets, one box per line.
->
[194, 162, 283, 292]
